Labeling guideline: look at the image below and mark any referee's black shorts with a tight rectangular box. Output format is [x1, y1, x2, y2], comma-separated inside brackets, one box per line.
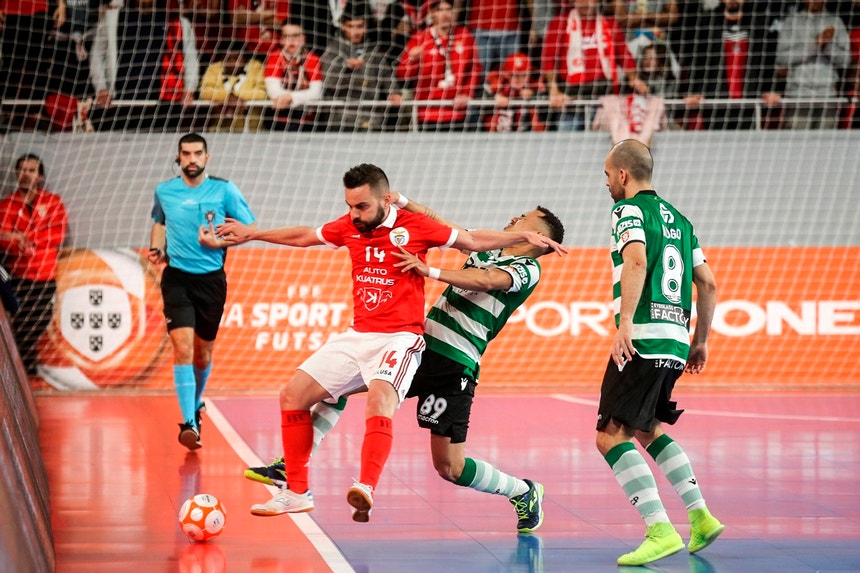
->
[160, 266, 226, 342]
[596, 354, 685, 432]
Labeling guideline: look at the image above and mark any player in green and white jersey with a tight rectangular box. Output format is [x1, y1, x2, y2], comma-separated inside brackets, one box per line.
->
[595, 139, 723, 567]
[244, 192, 565, 533]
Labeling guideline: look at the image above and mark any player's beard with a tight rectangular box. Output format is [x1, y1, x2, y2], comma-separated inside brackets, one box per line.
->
[353, 205, 386, 234]
[182, 163, 206, 179]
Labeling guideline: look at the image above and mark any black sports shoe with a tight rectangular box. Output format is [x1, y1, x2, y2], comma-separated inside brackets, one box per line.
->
[509, 479, 544, 533]
[195, 402, 206, 437]
[178, 422, 201, 451]
[244, 457, 287, 487]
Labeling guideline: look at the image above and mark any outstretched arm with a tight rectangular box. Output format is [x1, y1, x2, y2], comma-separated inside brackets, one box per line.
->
[453, 228, 566, 256]
[207, 217, 321, 248]
[392, 247, 514, 292]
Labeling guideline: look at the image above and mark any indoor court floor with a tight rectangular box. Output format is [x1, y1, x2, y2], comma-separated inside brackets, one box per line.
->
[38, 391, 860, 573]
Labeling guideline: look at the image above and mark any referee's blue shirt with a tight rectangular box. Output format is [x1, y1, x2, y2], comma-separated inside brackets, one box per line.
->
[152, 175, 256, 274]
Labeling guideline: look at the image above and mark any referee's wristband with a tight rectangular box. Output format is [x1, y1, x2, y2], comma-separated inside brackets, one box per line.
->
[427, 267, 441, 280]
[394, 194, 409, 208]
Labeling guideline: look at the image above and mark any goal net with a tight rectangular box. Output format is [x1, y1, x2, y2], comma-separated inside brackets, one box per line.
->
[0, 1, 858, 393]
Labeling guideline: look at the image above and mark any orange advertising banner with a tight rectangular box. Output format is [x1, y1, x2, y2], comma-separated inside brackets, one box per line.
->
[38, 247, 860, 392]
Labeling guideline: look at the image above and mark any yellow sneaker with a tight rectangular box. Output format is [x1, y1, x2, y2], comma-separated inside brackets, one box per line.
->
[688, 508, 724, 553]
[617, 522, 685, 566]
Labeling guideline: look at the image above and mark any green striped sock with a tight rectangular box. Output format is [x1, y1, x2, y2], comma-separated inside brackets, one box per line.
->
[605, 442, 669, 526]
[455, 458, 528, 498]
[310, 396, 348, 456]
[646, 434, 705, 511]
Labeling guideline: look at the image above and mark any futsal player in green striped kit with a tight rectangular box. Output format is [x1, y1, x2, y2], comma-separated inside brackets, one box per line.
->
[245, 192, 565, 532]
[596, 139, 723, 566]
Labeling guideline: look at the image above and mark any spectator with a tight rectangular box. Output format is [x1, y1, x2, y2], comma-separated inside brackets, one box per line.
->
[0, 154, 68, 383]
[679, 0, 783, 130]
[49, 0, 102, 99]
[453, 0, 532, 79]
[541, 0, 642, 131]
[377, 0, 421, 129]
[229, 0, 289, 57]
[763, 0, 851, 129]
[0, 0, 66, 100]
[89, 0, 123, 110]
[396, 0, 481, 131]
[591, 41, 671, 144]
[88, 0, 201, 132]
[263, 22, 324, 131]
[289, 0, 340, 55]
[610, 0, 679, 62]
[321, 5, 398, 131]
[199, 43, 267, 131]
[482, 51, 544, 131]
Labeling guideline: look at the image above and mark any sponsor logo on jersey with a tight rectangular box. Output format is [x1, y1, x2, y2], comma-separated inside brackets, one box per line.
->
[650, 302, 690, 327]
[358, 286, 393, 311]
[390, 227, 410, 247]
[660, 203, 675, 224]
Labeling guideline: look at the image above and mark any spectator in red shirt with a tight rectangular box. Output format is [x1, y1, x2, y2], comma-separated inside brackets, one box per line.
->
[0, 154, 68, 380]
[395, 0, 481, 130]
[263, 21, 324, 131]
[483, 51, 544, 131]
[206, 163, 563, 523]
[541, 0, 642, 130]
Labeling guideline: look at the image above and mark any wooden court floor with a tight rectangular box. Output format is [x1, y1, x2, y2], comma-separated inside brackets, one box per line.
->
[38, 391, 860, 572]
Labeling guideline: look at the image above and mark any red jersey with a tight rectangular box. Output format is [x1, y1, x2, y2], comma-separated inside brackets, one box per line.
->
[467, 0, 520, 32]
[0, 189, 68, 282]
[397, 27, 480, 123]
[317, 207, 457, 335]
[541, 12, 633, 87]
[264, 50, 323, 89]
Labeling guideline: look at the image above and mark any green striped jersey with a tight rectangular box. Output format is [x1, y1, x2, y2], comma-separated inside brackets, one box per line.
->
[610, 190, 706, 363]
[424, 249, 541, 377]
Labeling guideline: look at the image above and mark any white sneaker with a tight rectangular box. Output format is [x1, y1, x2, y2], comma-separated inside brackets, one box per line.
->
[250, 487, 314, 516]
[346, 481, 373, 523]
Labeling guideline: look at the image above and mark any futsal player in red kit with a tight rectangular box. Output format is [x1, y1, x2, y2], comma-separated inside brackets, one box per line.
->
[206, 163, 565, 522]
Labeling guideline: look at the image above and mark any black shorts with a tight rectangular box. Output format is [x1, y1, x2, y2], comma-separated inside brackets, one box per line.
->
[160, 266, 227, 342]
[596, 354, 685, 432]
[406, 349, 477, 444]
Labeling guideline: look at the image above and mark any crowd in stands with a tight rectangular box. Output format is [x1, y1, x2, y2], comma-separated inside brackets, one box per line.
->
[1, 0, 859, 133]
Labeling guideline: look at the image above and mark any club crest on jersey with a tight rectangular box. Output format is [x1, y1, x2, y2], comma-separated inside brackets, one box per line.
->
[358, 286, 393, 311]
[389, 227, 410, 247]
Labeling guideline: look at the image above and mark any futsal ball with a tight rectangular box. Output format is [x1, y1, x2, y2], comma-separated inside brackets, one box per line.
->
[178, 494, 227, 542]
[37, 248, 168, 390]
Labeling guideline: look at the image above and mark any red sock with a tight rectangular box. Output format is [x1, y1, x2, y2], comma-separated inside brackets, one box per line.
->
[281, 410, 313, 493]
[359, 416, 393, 489]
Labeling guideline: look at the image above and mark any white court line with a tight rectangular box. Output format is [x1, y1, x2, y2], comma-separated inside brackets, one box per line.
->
[550, 394, 860, 423]
[205, 400, 355, 573]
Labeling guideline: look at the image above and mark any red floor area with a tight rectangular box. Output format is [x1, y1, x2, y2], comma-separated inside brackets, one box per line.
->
[39, 392, 860, 572]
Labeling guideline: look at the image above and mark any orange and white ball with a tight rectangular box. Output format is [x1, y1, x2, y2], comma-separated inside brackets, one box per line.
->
[178, 494, 227, 542]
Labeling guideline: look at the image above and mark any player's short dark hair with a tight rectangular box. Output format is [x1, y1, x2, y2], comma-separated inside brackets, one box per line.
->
[343, 163, 390, 196]
[535, 205, 565, 255]
[15, 153, 46, 177]
[178, 133, 208, 153]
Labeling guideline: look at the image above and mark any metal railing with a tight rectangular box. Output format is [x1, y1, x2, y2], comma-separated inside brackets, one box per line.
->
[2, 96, 855, 133]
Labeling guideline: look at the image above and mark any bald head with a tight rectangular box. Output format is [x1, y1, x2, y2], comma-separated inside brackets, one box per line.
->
[607, 139, 653, 185]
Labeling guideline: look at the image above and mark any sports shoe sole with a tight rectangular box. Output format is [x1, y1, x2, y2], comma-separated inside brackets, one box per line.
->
[250, 504, 313, 516]
[179, 428, 201, 451]
[346, 487, 372, 523]
[243, 468, 286, 487]
[617, 538, 685, 566]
